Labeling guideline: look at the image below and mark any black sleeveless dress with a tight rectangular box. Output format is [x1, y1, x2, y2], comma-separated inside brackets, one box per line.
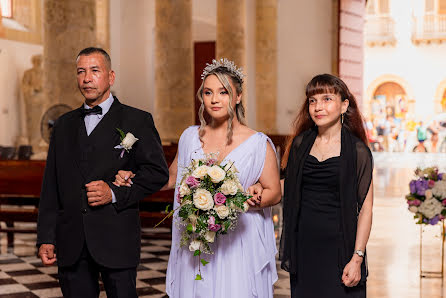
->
[291, 155, 366, 298]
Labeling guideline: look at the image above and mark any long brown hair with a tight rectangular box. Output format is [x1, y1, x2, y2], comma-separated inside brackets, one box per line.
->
[281, 74, 368, 169]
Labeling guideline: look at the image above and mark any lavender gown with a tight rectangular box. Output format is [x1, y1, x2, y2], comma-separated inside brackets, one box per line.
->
[166, 126, 278, 298]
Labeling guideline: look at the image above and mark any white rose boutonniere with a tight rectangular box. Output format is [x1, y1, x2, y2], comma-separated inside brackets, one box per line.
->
[115, 128, 139, 158]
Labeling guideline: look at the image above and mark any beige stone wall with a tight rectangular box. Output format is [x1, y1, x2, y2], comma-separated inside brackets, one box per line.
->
[216, 0, 245, 67]
[43, 0, 97, 108]
[256, 0, 277, 134]
[2, 0, 42, 44]
[154, 0, 194, 142]
[13, 0, 34, 30]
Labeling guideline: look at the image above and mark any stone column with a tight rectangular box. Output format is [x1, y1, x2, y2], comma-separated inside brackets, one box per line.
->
[216, 0, 245, 67]
[96, 0, 110, 52]
[0, 3, 4, 38]
[256, 0, 277, 134]
[43, 0, 97, 109]
[155, 0, 194, 142]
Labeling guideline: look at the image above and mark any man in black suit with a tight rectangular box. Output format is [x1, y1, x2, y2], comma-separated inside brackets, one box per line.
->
[37, 47, 169, 297]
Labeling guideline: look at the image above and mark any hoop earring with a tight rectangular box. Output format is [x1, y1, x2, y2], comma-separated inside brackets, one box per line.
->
[341, 113, 345, 124]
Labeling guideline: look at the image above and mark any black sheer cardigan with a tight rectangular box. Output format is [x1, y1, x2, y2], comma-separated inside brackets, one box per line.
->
[279, 126, 373, 281]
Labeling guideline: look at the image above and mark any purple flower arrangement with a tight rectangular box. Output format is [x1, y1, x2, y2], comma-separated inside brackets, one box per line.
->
[406, 167, 446, 225]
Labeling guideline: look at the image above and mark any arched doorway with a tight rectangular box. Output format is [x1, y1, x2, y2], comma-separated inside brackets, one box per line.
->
[371, 82, 409, 120]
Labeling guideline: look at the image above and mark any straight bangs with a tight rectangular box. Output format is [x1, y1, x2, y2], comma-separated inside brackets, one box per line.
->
[306, 80, 344, 100]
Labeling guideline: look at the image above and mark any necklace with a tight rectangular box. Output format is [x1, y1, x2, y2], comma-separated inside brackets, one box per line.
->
[314, 137, 340, 161]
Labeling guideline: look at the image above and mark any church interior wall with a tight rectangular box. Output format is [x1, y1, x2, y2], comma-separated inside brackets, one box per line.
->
[277, 0, 336, 134]
[0, 38, 42, 146]
[0, 0, 339, 148]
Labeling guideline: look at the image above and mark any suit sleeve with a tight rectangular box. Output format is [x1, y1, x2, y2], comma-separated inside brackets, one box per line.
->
[36, 122, 60, 246]
[109, 114, 169, 211]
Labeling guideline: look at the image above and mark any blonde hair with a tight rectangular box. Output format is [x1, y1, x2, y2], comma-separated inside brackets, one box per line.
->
[197, 67, 246, 145]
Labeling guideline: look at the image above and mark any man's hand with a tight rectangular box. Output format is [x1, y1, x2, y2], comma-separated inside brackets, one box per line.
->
[39, 244, 57, 266]
[86, 180, 112, 207]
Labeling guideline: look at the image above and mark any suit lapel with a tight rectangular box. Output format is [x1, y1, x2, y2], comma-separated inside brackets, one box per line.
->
[84, 98, 124, 181]
[68, 106, 88, 181]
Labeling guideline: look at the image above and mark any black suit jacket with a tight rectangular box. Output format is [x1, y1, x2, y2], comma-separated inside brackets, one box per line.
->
[37, 97, 169, 268]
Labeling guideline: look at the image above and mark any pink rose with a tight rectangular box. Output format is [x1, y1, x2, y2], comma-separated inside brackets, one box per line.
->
[207, 159, 217, 166]
[208, 216, 215, 225]
[412, 199, 421, 206]
[428, 180, 436, 188]
[440, 215, 445, 221]
[442, 199, 446, 206]
[208, 223, 221, 232]
[176, 189, 181, 203]
[186, 176, 200, 188]
[207, 216, 221, 231]
[214, 192, 227, 205]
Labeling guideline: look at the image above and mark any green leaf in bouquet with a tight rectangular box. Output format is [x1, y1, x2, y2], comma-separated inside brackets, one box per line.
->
[201, 259, 209, 266]
[195, 274, 202, 280]
[179, 203, 196, 219]
[186, 224, 194, 233]
[442, 209, 446, 216]
[116, 128, 126, 140]
[224, 221, 231, 232]
[194, 249, 201, 257]
[165, 204, 171, 213]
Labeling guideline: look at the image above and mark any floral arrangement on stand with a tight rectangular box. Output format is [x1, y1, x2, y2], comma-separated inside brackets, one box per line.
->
[406, 167, 446, 225]
[163, 154, 251, 280]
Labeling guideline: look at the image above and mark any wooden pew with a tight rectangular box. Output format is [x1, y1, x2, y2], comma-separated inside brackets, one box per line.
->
[0, 144, 178, 246]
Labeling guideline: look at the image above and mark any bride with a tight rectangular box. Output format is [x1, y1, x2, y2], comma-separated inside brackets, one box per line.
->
[114, 58, 281, 297]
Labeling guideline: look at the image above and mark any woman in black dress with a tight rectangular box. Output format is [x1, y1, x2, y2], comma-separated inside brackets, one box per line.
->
[279, 74, 373, 297]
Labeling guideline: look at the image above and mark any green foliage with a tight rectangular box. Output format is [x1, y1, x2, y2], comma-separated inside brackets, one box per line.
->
[179, 203, 196, 220]
[200, 259, 209, 266]
[194, 249, 201, 257]
[165, 204, 171, 213]
[186, 224, 194, 233]
[116, 128, 126, 140]
[195, 274, 202, 280]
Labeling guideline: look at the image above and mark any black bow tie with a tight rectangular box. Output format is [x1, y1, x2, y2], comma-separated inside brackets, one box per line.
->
[81, 105, 102, 117]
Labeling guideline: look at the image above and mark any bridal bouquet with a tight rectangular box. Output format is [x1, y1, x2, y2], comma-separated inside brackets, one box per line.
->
[176, 154, 250, 280]
[406, 167, 446, 225]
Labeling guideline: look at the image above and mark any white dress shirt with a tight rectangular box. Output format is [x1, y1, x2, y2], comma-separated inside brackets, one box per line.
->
[83, 93, 117, 203]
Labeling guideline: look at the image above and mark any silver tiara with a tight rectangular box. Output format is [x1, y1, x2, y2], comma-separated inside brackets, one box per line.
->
[201, 58, 245, 83]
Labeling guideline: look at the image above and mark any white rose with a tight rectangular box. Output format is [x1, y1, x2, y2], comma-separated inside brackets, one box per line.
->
[418, 198, 443, 219]
[409, 206, 418, 213]
[193, 188, 214, 210]
[189, 239, 202, 252]
[237, 181, 244, 192]
[192, 165, 209, 179]
[215, 205, 230, 219]
[207, 166, 226, 183]
[432, 181, 446, 198]
[179, 182, 191, 197]
[425, 189, 433, 199]
[224, 162, 238, 173]
[221, 180, 238, 196]
[204, 231, 216, 243]
[121, 133, 139, 150]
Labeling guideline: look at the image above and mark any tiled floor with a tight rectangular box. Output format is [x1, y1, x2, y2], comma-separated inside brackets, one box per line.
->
[2, 152, 446, 297]
[0, 229, 291, 297]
